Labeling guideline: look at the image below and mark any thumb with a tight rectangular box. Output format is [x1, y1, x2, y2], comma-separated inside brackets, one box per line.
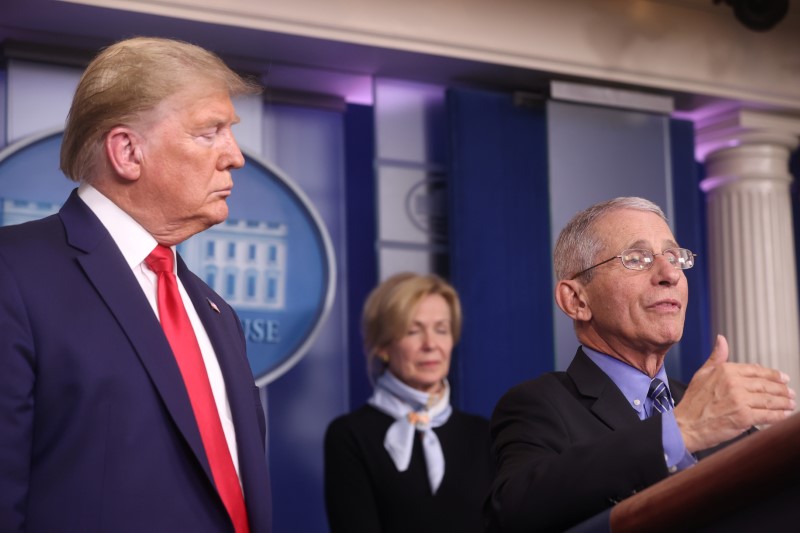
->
[704, 334, 729, 366]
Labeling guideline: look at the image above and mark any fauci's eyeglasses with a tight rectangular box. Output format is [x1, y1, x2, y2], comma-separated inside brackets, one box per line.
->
[571, 248, 696, 280]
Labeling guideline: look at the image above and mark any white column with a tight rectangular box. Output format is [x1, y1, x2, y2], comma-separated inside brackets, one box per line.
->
[697, 108, 800, 388]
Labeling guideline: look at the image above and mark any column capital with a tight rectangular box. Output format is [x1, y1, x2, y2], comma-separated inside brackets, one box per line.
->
[695, 107, 800, 163]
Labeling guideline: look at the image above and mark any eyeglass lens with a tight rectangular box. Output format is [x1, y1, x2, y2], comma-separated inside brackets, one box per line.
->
[621, 248, 694, 271]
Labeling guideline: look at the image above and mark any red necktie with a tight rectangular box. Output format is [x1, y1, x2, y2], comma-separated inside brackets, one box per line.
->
[145, 244, 249, 533]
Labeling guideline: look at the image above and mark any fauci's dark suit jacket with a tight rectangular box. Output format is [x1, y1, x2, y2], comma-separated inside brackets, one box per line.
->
[486, 347, 747, 533]
[0, 190, 272, 532]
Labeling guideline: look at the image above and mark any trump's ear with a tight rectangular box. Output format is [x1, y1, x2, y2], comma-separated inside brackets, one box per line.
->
[105, 126, 143, 182]
[555, 279, 592, 322]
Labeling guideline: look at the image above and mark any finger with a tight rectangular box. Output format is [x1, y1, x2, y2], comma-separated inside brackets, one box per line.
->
[742, 379, 795, 398]
[703, 334, 729, 367]
[729, 364, 791, 383]
[747, 394, 797, 411]
[748, 407, 794, 426]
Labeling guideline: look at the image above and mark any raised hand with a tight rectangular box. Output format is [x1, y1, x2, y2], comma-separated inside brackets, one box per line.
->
[674, 334, 796, 453]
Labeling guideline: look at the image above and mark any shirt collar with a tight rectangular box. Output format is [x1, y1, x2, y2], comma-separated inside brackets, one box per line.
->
[77, 183, 161, 268]
[582, 346, 670, 417]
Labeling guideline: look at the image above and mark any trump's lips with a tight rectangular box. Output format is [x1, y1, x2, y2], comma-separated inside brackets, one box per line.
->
[211, 185, 233, 198]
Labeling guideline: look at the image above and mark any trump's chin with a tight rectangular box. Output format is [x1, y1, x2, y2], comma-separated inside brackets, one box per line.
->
[205, 202, 230, 227]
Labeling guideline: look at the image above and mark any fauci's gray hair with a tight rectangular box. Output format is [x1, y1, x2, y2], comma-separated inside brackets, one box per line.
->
[553, 197, 667, 282]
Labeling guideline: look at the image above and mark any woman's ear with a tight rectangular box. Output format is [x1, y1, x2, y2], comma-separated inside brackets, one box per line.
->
[105, 126, 143, 182]
[554, 279, 592, 322]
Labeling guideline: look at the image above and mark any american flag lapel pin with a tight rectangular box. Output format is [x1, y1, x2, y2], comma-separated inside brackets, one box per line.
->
[206, 297, 221, 314]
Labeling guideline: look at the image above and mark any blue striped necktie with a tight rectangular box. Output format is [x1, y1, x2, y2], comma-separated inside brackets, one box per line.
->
[648, 377, 674, 413]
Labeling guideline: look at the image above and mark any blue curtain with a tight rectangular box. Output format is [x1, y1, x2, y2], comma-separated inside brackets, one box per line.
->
[670, 119, 711, 380]
[344, 103, 378, 409]
[446, 88, 554, 419]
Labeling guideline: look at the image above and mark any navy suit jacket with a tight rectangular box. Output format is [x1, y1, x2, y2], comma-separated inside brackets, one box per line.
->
[486, 347, 746, 533]
[0, 190, 272, 532]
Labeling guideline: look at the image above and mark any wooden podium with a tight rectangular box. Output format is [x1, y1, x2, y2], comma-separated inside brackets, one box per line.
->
[609, 412, 800, 532]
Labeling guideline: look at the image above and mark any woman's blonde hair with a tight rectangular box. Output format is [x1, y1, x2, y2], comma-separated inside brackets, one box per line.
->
[361, 272, 462, 383]
[60, 36, 261, 183]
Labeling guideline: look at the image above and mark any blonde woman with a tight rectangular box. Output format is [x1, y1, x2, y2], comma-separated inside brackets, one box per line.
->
[324, 272, 492, 533]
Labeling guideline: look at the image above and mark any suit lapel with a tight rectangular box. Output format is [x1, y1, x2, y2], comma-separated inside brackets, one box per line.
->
[668, 378, 687, 405]
[59, 190, 213, 482]
[177, 256, 248, 385]
[567, 347, 641, 430]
